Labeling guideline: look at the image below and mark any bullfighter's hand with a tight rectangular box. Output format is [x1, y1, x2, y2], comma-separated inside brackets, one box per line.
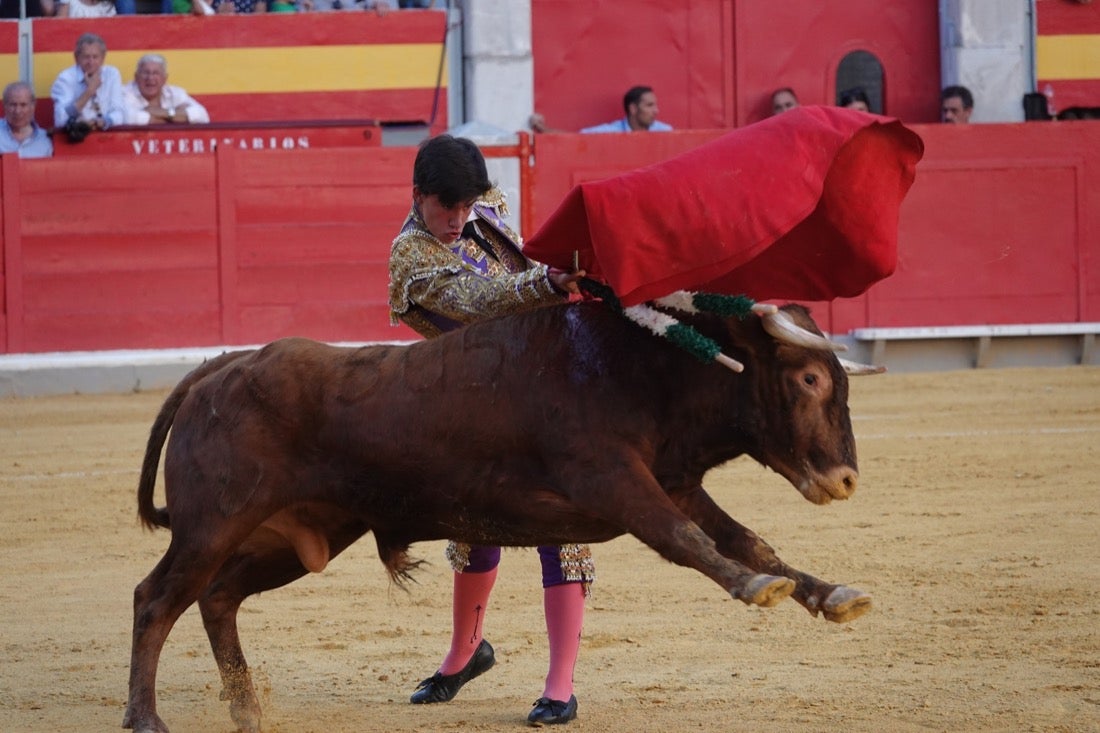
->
[548, 267, 586, 295]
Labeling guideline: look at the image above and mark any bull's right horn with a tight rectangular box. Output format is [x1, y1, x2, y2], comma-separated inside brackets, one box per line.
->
[761, 309, 848, 352]
[839, 358, 886, 375]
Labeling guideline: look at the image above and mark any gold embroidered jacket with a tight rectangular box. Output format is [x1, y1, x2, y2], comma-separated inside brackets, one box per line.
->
[388, 189, 564, 338]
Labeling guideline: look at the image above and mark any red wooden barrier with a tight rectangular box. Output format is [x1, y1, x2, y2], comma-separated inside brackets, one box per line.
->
[51, 121, 382, 156]
[1, 121, 1098, 355]
[0, 144, 423, 353]
[527, 120, 1100, 335]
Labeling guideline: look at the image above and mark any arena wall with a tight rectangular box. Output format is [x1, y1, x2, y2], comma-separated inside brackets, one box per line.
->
[1, 120, 1098, 358]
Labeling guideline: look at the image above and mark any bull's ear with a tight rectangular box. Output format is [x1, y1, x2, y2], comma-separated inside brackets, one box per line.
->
[839, 357, 886, 375]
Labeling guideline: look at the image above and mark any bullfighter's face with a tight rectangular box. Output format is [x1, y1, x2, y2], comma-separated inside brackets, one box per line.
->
[414, 188, 476, 244]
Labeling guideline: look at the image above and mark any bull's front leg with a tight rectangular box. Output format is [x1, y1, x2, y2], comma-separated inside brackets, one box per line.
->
[561, 461, 795, 608]
[672, 485, 871, 623]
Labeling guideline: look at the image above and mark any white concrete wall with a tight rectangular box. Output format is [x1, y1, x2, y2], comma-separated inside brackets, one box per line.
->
[460, 0, 534, 134]
[940, 0, 1034, 122]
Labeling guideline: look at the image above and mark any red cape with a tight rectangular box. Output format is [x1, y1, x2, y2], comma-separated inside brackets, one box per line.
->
[524, 106, 925, 306]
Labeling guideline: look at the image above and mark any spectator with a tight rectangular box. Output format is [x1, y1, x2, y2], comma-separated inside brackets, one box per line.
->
[304, 0, 390, 10]
[941, 85, 973, 123]
[838, 86, 871, 113]
[526, 112, 564, 134]
[122, 55, 210, 126]
[580, 85, 671, 133]
[50, 33, 125, 132]
[211, 0, 265, 13]
[0, 0, 55, 17]
[771, 87, 800, 115]
[941, 85, 974, 124]
[0, 81, 53, 158]
[56, 0, 119, 16]
[530, 85, 672, 134]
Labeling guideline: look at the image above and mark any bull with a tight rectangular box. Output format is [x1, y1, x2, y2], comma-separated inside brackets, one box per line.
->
[124, 300, 875, 733]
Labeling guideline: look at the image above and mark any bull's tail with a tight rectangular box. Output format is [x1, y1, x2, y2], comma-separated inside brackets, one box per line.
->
[137, 350, 254, 531]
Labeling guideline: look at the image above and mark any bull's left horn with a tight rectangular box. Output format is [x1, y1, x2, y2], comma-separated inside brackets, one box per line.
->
[761, 310, 847, 352]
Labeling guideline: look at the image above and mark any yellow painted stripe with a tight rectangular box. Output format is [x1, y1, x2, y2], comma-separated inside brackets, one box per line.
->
[0, 54, 18, 86]
[32, 43, 446, 97]
[1036, 34, 1100, 80]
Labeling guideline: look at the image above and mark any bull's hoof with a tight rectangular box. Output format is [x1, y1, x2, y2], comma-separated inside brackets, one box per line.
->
[739, 574, 795, 607]
[122, 711, 170, 733]
[821, 586, 872, 623]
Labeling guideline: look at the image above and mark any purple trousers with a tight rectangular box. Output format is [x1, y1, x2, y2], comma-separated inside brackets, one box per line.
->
[464, 544, 576, 587]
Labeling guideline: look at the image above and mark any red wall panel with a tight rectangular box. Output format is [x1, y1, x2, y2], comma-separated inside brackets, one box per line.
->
[526, 120, 1100, 335]
[3, 120, 1098, 355]
[531, 0, 941, 133]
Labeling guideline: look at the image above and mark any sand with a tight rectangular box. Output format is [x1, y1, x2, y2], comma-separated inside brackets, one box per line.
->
[2, 366, 1098, 733]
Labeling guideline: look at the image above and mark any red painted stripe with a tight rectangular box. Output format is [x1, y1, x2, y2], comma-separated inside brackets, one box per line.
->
[1037, 1, 1100, 35]
[33, 88, 445, 130]
[0, 23, 18, 53]
[30, 13, 446, 52]
[200, 88, 447, 124]
[1037, 79, 1100, 112]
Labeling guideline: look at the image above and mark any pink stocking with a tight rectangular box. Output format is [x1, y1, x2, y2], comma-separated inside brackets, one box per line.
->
[542, 581, 585, 701]
[438, 567, 498, 675]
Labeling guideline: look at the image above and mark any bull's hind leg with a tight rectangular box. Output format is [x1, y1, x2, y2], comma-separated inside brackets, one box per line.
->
[198, 523, 368, 733]
[673, 485, 871, 623]
[124, 540, 237, 733]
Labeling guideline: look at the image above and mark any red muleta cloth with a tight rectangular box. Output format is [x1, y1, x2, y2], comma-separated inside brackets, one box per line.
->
[524, 106, 925, 307]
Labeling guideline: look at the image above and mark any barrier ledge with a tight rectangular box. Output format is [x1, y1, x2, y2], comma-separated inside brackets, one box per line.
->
[0, 342, 416, 398]
[852, 323, 1100, 368]
[51, 119, 385, 156]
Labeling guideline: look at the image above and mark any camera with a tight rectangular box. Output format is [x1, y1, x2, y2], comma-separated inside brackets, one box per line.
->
[64, 117, 93, 143]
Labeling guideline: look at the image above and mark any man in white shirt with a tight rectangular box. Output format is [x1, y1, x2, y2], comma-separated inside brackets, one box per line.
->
[122, 54, 211, 125]
[50, 33, 125, 131]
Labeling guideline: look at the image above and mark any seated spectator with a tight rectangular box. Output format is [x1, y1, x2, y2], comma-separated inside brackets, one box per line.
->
[122, 55, 210, 126]
[305, 0, 399, 10]
[0, 81, 53, 158]
[838, 86, 871, 113]
[941, 85, 974, 124]
[50, 33, 125, 132]
[771, 87, 799, 115]
[1, 0, 55, 17]
[56, 0, 118, 16]
[527, 112, 564, 134]
[211, 0, 265, 13]
[580, 85, 672, 133]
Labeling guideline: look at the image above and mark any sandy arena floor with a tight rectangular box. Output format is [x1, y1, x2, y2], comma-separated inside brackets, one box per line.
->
[2, 366, 1099, 732]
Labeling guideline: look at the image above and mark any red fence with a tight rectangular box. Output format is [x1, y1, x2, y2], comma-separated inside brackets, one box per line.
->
[1, 120, 1098, 355]
[527, 121, 1100, 336]
[0, 144, 422, 353]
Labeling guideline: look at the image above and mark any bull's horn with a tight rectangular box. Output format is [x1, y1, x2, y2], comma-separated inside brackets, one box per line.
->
[839, 358, 886, 375]
[761, 310, 848, 352]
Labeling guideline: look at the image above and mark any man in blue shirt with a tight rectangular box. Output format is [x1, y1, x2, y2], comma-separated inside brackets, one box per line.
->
[50, 33, 125, 131]
[0, 81, 53, 158]
[530, 85, 673, 134]
[580, 85, 672, 133]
